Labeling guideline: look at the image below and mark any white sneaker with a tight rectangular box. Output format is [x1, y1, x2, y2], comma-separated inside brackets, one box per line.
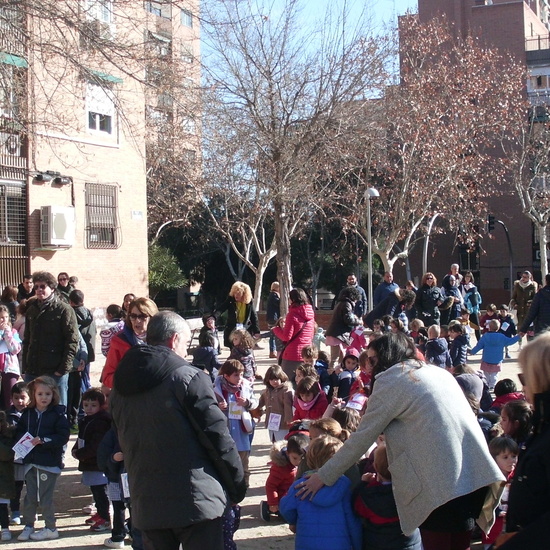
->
[29, 527, 59, 541]
[17, 526, 34, 541]
[1, 529, 11, 541]
[104, 538, 125, 549]
[9, 513, 20, 525]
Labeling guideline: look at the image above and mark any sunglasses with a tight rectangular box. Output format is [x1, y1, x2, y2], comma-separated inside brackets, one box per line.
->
[58, 277, 68, 281]
[35, 284, 48, 290]
[426, 276, 434, 280]
[129, 313, 149, 321]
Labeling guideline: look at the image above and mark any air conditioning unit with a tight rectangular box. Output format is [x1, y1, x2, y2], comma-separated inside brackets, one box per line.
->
[81, 19, 115, 45]
[0, 132, 20, 156]
[40, 206, 75, 248]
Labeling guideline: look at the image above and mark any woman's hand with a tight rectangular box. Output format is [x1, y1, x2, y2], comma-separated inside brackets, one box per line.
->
[295, 472, 325, 500]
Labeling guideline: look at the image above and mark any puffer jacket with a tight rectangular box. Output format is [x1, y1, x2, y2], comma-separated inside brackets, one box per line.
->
[16, 405, 70, 468]
[326, 299, 360, 346]
[23, 295, 79, 376]
[449, 334, 469, 367]
[425, 337, 451, 368]
[110, 345, 246, 531]
[265, 440, 296, 507]
[520, 286, 550, 335]
[272, 304, 315, 362]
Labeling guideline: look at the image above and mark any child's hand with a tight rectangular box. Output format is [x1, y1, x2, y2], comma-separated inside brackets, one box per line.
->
[113, 452, 124, 462]
[361, 472, 375, 483]
[236, 396, 247, 406]
[218, 401, 228, 410]
[31, 436, 42, 446]
[331, 397, 343, 407]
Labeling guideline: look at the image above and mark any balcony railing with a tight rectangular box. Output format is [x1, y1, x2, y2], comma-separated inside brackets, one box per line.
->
[526, 36, 550, 51]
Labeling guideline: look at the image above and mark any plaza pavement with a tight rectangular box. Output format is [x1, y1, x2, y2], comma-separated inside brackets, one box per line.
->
[15, 334, 522, 549]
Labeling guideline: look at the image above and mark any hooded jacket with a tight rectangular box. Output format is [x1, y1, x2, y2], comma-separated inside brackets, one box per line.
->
[265, 440, 297, 507]
[520, 286, 550, 335]
[425, 337, 452, 368]
[109, 344, 246, 531]
[73, 305, 96, 363]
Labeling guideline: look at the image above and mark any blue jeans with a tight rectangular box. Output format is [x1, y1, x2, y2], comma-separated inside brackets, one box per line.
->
[25, 372, 69, 408]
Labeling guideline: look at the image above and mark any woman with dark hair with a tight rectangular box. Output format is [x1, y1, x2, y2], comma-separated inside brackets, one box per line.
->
[363, 289, 416, 330]
[415, 273, 444, 326]
[298, 332, 504, 550]
[325, 286, 363, 364]
[272, 288, 315, 380]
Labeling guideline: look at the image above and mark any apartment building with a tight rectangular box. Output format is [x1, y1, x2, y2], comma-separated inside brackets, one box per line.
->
[399, 0, 550, 304]
[0, 0, 200, 309]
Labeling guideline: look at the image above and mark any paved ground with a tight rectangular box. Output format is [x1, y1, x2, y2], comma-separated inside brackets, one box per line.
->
[8, 334, 523, 549]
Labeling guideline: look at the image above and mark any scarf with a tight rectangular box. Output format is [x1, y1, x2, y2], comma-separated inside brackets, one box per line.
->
[219, 376, 241, 396]
[296, 392, 320, 411]
[518, 279, 533, 290]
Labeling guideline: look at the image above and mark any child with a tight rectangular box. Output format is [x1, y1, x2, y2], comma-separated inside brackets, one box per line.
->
[258, 365, 294, 442]
[458, 308, 479, 345]
[279, 435, 362, 550]
[99, 304, 125, 357]
[448, 323, 469, 367]
[409, 319, 424, 342]
[0, 411, 15, 541]
[337, 348, 360, 402]
[301, 345, 317, 366]
[500, 399, 533, 445]
[295, 364, 318, 387]
[15, 376, 70, 541]
[312, 326, 326, 352]
[199, 313, 221, 354]
[71, 388, 112, 532]
[389, 318, 405, 334]
[228, 329, 257, 384]
[260, 433, 309, 522]
[498, 304, 516, 358]
[425, 325, 452, 368]
[292, 377, 328, 422]
[192, 331, 221, 381]
[354, 444, 422, 550]
[349, 325, 367, 354]
[490, 378, 525, 413]
[469, 319, 520, 389]
[481, 437, 518, 550]
[314, 350, 332, 396]
[214, 360, 258, 487]
[309, 418, 349, 442]
[0, 305, 21, 410]
[7, 382, 28, 526]
[479, 303, 498, 333]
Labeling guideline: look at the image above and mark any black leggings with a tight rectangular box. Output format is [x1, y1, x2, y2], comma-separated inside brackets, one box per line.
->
[90, 484, 110, 521]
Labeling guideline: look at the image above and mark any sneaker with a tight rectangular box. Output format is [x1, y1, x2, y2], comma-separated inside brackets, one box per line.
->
[1, 529, 11, 541]
[85, 513, 100, 525]
[90, 518, 111, 532]
[82, 503, 96, 515]
[259, 500, 270, 522]
[104, 538, 125, 549]
[505, 352, 511, 358]
[29, 527, 59, 541]
[17, 526, 34, 541]
[269, 352, 277, 358]
[9, 512, 20, 526]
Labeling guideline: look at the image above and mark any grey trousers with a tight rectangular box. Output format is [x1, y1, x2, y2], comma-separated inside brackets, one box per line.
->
[22, 466, 59, 529]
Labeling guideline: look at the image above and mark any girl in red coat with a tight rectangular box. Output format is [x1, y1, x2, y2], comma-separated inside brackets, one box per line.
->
[292, 376, 328, 422]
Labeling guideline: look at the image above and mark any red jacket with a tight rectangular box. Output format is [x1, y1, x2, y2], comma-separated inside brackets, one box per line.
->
[266, 456, 297, 507]
[100, 333, 132, 389]
[272, 304, 315, 362]
[292, 392, 328, 422]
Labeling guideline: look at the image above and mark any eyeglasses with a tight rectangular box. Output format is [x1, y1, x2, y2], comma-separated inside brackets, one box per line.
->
[35, 284, 48, 290]
[129, 313, 149, 321]
[58, 277, 68, 281]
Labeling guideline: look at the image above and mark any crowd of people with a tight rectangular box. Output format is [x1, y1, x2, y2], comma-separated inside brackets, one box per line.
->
[0, 268, 547, 550]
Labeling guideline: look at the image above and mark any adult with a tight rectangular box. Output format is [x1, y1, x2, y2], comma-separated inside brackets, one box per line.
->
[100, 297, 158, 396]
[23, 271, 79, 407]
[0, 285, 18, 324]
[325, 286, 362, 364]
[299, 332, 504, 550]
[442, 263, 463, 289]
[272, 288, 315, 380]
[110, 312, 246, 550]
[459, 271, 482, 341]
[266, 281, 281, 359]
[414, 272, 444, 326]
[496, 333, 550, 549]
[215, 282, 260, 349]
[373, 272, 399, 308]
[55, 272, 73, 303]
[333, 274, 368, 317]
[363, 289, 416, 330]
[17, 274, 34, 302]
[440, 275, 463, 326]
[519, 273, 550, 337]
[510, 271, 538, 336]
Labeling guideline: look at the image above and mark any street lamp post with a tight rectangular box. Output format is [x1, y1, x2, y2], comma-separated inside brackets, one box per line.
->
[366, 187, 379, 312]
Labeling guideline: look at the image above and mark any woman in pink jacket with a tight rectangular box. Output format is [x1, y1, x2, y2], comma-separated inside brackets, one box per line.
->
[272, 288, 315, 382]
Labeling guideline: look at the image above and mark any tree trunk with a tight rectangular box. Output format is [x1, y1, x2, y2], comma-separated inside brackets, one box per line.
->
[274, 201, 293, 317]
[252, 247, 277, 311]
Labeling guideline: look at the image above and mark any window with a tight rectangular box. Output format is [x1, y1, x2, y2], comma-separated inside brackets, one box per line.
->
[0, 66, 21, 119]
[86, 82, 115, 135]
[181, 9, 193, 27]
[145, 1, 171, 19]
[85, 183, 121, 249]
[181, 116, 195, 134]
[531, 75, 550, 90]
[149, 31, 171, 57]
[181, 42, 194, 63]
[0, 181, 25, 244]
[86, 0, 112, 23]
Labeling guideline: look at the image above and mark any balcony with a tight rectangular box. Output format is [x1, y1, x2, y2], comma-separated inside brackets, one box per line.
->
[0, 8, 26, 58]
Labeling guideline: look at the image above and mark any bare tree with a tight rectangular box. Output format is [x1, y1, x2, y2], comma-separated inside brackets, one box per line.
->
[202, 0, 390, 314]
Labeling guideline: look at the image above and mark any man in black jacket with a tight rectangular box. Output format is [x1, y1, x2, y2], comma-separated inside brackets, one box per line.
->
[110, 311, 246, 550]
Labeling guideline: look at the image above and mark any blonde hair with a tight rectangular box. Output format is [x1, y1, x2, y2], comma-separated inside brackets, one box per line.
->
[270, 282, 280, 292]
[229, 282, 252, 304]
[309, 417, 349, 442]
[519, 331, 550, 402]
[428, 324, 440, 338]
[306, 435, 342, 470]
[27, 376, 60, 408]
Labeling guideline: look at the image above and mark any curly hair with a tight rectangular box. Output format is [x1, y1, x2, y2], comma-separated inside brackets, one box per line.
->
[229, 282, 253, 304]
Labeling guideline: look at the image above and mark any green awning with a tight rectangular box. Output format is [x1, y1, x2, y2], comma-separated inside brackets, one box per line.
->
[0, 52, 27, 68]
[89, 69, 123, 84]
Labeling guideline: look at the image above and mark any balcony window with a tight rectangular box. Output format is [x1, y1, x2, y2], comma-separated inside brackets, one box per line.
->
[181, 9, 193, 27]
[86, 82, 116, 136]
[145, 1, 171, 19]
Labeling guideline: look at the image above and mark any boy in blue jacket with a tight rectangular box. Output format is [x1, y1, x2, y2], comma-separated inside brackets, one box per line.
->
[469, 319, 520, 390]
